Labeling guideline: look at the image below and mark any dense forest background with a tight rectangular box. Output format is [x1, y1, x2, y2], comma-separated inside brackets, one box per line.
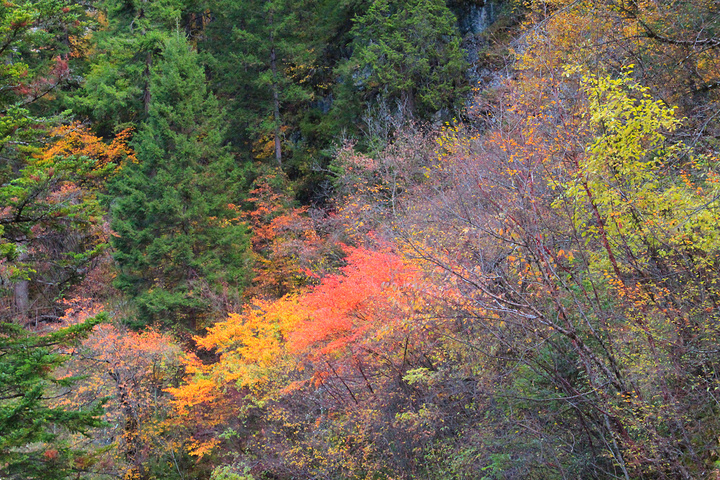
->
[1, 0, 719, 478]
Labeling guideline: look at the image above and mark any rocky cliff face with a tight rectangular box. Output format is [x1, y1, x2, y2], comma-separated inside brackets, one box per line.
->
[452, 0, 498, 35]
[449, 1, 506, 90]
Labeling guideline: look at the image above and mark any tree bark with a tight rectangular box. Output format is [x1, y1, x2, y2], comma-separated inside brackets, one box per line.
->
[13, 250, 29, 318]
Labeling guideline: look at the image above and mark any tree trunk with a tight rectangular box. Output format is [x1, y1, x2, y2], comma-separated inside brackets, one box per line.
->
[269, 12, 282, 166]
[13, 250, 29, 319]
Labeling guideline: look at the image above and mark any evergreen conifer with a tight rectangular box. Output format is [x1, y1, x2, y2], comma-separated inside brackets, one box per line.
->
[339, 0, 468, 121]
[111, 33, 251, 331]
[0, 317, 106, 480]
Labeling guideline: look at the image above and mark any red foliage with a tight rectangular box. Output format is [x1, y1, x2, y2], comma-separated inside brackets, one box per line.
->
[289, 244, 422, 355]
[242, 170, 335, 297]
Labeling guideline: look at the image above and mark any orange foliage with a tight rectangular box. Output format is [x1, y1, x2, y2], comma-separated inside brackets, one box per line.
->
[167, 294, 308, 457]
[242, 171, 326, 297]
[169, 243, 437, 459]
[518, 0, 720, 115]
[289, 245, 422, 355]
[54, 301, 182, 478]
[36, 122, 136, 176]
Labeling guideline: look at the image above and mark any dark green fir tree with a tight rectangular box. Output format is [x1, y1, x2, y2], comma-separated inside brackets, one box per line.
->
[0, 316, 107, 480]
[204, 0, 318, 167]
[337, 0, 468, 122]
[110, 33, 251, 332]
[73, 0, 207, 134]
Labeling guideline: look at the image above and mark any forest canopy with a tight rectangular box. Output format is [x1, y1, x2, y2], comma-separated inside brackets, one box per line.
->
[1, 0, 719, 479]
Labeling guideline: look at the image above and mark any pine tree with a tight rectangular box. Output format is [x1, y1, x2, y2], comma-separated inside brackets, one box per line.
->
[0, 316, 106, 480]
[111, 33, 251, 331]
[338, 0, 468, 121]
[204, 0, 318, 167]
[0, 7, 110, 474]
[73, 0, 205, 134]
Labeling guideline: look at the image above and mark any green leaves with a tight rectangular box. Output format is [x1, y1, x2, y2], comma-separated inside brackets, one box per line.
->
[0, 314, 107, 480]
[559, 67, 720, 262]
[344, 0, 468, 119]
[0, 149, 110, 297]
[205, 0, 317, 164]
[111, 34, 252, 331]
